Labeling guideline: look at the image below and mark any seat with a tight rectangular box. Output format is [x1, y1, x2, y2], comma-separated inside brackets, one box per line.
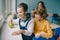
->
[52, 14, 60, 24]
[55, 27, 60, 39]
[26, 13, 31, 19]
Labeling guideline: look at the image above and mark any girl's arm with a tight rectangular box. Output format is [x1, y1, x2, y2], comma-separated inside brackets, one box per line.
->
[42, 20, 53, 39]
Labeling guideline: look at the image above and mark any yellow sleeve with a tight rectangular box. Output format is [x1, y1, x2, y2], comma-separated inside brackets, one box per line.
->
[43, 21, 53, 39]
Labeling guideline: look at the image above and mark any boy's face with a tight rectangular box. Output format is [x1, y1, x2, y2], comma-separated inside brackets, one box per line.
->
[35, 14, 43, 21]
[17, 7, 26, 18]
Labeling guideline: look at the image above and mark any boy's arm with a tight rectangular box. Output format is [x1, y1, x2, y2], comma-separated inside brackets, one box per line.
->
[12, 19, 34, 36]
[22, 19, 34, 36]
[7, 13, 18, 25]
[6, 15, 13, 25]
[12, 18, 19, 25]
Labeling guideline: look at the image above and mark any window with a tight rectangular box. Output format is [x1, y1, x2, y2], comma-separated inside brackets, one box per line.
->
[0, 0, 16, 28]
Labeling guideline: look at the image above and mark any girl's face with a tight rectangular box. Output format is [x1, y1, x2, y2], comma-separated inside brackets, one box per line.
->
[38, 3, 43, 9]
[17, 7, 26, 18]
[31, 10, 35, 18]
[35, 14, 43, 21]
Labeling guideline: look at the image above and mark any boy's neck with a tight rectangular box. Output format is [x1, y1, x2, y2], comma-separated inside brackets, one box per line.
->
[22, 15, 26, 20]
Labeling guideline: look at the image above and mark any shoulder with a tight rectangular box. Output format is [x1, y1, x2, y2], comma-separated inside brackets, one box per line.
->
[43, 19, 49, 24]
[44, 19, 50, 25]
[13, 18, 19, 21]
[44, 19, 49, 23]
[28, 18, 34, 24]
[30, 18, 34, 22]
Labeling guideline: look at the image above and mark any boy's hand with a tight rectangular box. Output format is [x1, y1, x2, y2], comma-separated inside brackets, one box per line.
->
[12, 30, 22, 36]
[12, 30, 25, 36]
[7, 12, 16, 26]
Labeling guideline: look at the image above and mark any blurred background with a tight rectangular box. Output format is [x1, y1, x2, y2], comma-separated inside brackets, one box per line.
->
[0, 0, 60, 40]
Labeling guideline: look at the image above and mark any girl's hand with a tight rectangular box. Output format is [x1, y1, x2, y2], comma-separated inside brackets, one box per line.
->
[35, 32, 45, 38]
[57, 36, 60, 40]
[39, 32, 45, 36]
[35, 33, 40, 38]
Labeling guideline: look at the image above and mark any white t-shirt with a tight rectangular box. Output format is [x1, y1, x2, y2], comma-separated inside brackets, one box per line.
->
[13, 18, 34, 36]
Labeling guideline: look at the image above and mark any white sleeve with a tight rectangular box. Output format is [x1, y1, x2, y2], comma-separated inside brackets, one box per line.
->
[6, 15, 12, 23]
[23, 19, 34, 36]
[12, 18, 19, 25]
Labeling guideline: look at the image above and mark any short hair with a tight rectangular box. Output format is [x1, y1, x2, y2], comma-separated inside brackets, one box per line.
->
[18, 3, 28, 11]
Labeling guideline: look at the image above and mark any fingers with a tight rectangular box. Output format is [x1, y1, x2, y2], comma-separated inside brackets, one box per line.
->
[35, 33, 40, 38]
[12, 30, 21, 36]
[12, 32, 17, 36]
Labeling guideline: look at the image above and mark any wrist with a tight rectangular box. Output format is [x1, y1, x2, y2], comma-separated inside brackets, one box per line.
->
[22, 30, 25, 34]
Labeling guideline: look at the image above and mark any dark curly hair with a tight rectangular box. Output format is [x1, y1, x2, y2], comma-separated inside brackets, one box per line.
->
[35, 10, 48, 19]
[37, 1, 46, 9]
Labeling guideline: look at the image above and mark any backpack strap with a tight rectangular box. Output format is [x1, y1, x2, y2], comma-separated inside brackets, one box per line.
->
[25, 18, 31, 28]
[19, 18, 31, 30]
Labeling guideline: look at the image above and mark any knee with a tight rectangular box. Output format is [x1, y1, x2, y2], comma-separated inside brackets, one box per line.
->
[48, 36, 55, 40]
[38, 37, 46, 40]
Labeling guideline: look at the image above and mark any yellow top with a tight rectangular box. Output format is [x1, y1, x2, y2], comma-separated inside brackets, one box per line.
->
[34, 19, 53, 39]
